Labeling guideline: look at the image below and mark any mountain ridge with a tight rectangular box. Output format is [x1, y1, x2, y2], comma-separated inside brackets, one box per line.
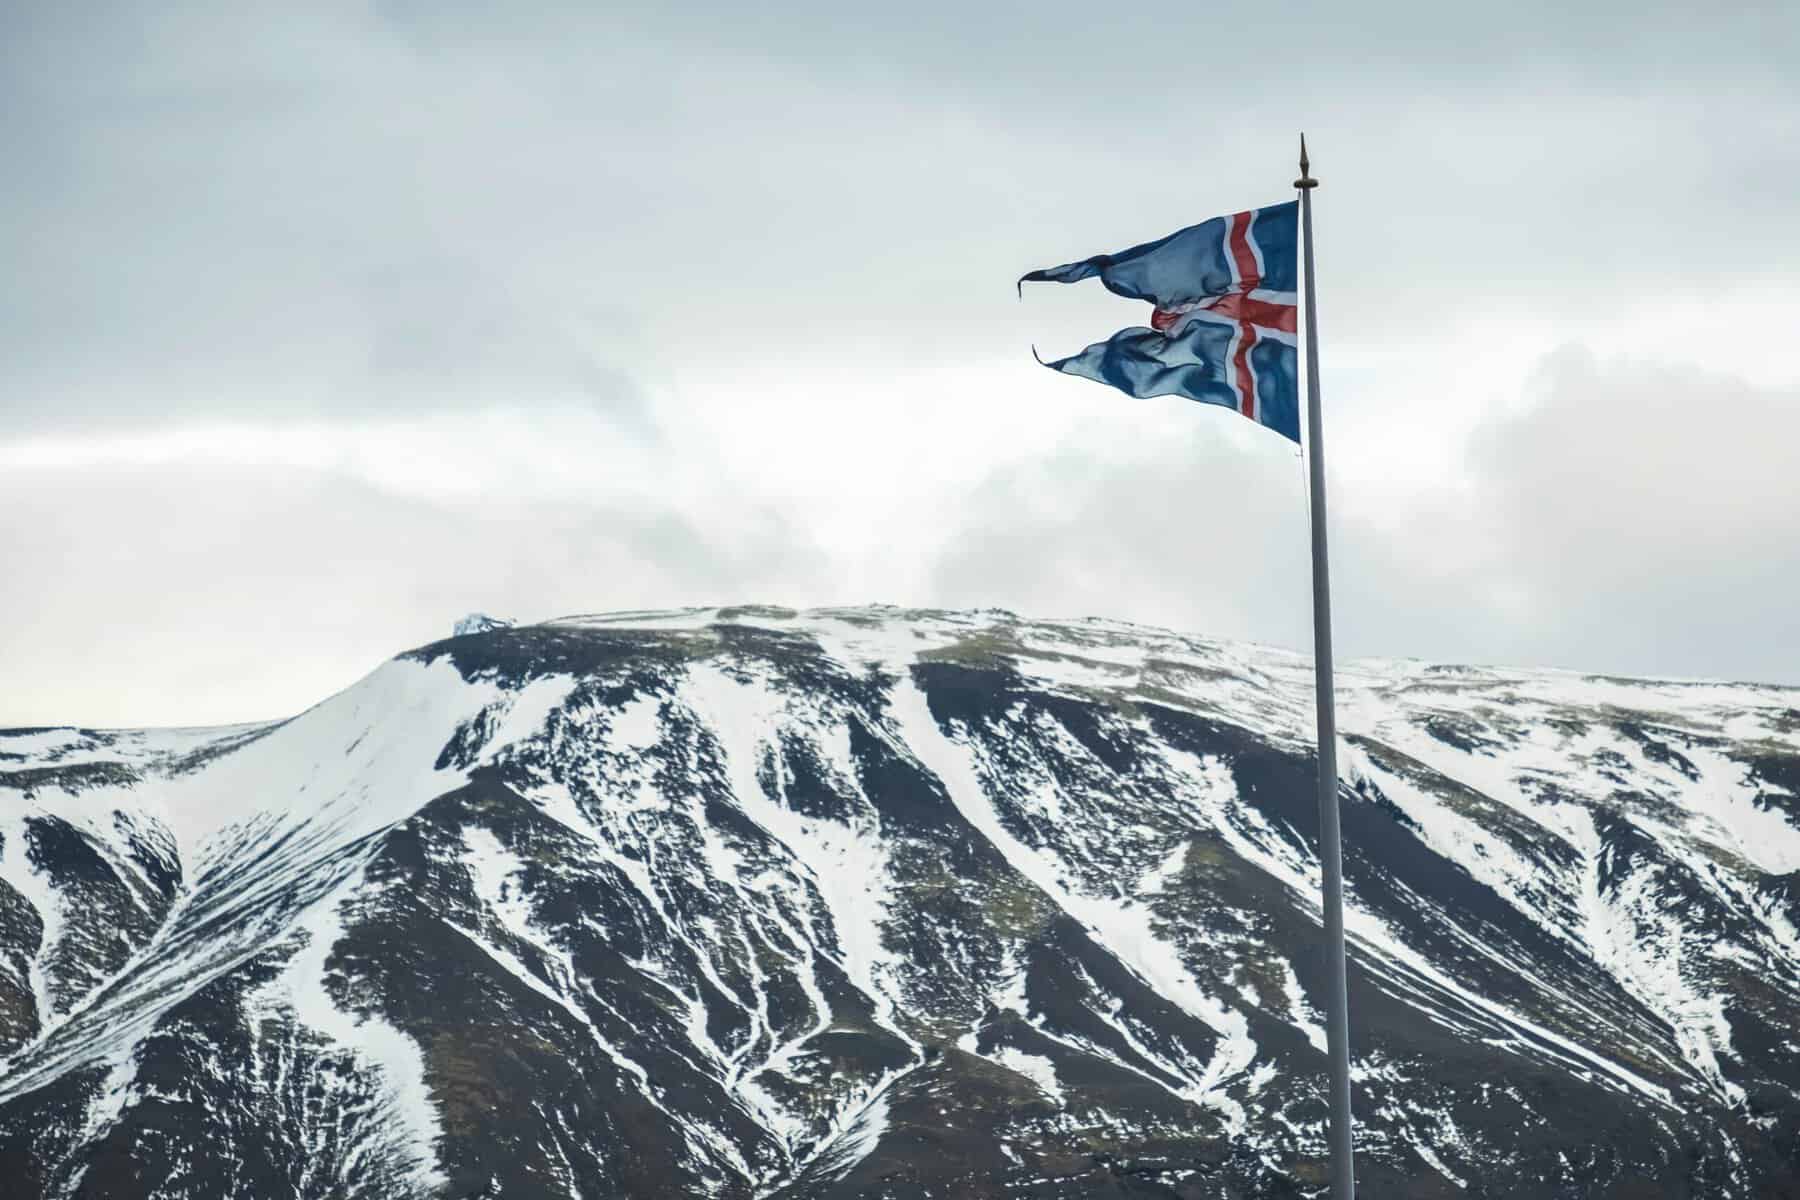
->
[2, 605, 1797, 1198]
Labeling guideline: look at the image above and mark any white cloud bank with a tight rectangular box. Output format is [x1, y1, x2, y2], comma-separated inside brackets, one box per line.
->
[4, 347, 1797, 727]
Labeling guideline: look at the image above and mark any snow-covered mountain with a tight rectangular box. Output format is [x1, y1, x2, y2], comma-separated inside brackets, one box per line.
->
[2, 606, 1797, 1198]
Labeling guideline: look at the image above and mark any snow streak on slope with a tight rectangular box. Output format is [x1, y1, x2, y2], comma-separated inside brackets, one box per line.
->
[682, 663, 910, 1052]
[257, 861, 447, 1195]
[0, 807, 65, 1033]
[887, 675, 1257, 1123]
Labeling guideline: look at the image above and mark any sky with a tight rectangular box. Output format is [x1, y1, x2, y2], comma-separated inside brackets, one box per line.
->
[4, 1, 1798, 726]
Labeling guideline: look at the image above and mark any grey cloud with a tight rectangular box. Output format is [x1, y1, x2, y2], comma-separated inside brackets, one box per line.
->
[5, 3, 1795, 433]
[1435, 348, 1800, 682]
[3, 3, 662, 432]
[388, 2, 1799, 92]
[932, 350, 1800, 685]
[931, 419, 1315, 649]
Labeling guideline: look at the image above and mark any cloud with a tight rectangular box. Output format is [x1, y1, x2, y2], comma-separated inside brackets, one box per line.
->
[1431, 347, 1800, 681]
[2, 3, 1797, 723]
[4, 345, 1795, 729]
[930, 411, 1315, 647]
[0, 445, 825, 727]
[4, 2, 1795, 435]
[931, 348, 1800, 685]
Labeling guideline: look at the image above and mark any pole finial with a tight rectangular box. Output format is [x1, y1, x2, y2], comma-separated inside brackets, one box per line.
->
[1295, 133, 1318, 190]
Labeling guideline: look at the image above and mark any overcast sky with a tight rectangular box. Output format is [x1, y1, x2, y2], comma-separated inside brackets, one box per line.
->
[4, 2, 1798, 726]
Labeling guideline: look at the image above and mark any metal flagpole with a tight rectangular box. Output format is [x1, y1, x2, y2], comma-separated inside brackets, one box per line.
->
[1296, 134, 1355, 1200]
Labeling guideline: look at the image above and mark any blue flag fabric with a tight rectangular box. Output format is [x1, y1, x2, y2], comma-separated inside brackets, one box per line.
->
[1022, 201, 1301, 442]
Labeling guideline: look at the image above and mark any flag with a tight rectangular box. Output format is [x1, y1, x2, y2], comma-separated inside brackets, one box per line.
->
[1021, 202, 1300, 442]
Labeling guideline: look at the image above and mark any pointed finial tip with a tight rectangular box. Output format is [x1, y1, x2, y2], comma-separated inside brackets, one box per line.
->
[1295, 132, 1318, 189]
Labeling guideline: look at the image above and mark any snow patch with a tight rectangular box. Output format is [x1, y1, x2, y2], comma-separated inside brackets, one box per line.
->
[991, 1046, 1064, 1103]
[825, 1089, 888, 1181]
[0, 807, 64, 1030]
[606, 693, 665, 754]
[452, 613, 514, 638]
[1137, 841, 1188, 896]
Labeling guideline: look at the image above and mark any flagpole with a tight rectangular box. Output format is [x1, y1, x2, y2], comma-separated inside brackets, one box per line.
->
[1297, 134, 1355, 1200]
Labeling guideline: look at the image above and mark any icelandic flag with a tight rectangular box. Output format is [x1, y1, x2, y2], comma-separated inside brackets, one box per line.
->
[1021, 202, 1300, 443]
